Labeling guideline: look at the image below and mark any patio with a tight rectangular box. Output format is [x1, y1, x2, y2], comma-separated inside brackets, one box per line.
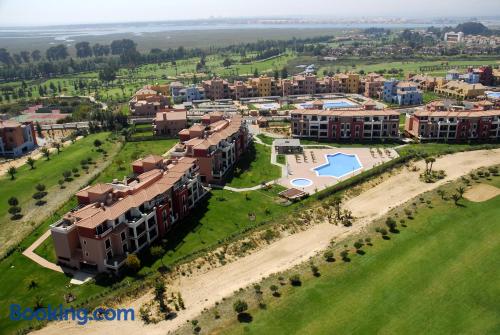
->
[277, 147, 398, 193]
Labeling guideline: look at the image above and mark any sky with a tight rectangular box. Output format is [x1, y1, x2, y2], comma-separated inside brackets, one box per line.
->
[0, 0, 499, 26]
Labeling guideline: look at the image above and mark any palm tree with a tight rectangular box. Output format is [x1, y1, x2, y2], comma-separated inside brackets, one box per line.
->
[270, 285, 279, 297]
[41, 147, 50, 160]
[428, 157, 436, 173]
[7, 166, 16, 180]
[437, 189, 446, 200]
[331, 197, 342, 220]
[424, 157, 431, 174]
[35, 183, 46, 192]
[456, 186, 465, 199]
[451, 193, 461, 205]
[52, 142, 61, 154]
[26, 157, 36, 170]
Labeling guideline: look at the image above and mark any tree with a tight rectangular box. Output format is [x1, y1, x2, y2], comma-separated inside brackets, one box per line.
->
[41, 147, 50, 160]
[437, 189, 446, 200]
[289, 274, 301, 286]
[331, 196, 342, 220]
[451, 193, 461, 205]
[45, 44, 68, 61]
[233, 299, 248, 315]
[27, 157, 36, 170]
[31, 50, 42, 62]
[52, 142, 61, 154]
[270, 284, 279, 297]
[150, 245, 166, 273]
[62, 170, 72, 181]
[99, 66, 117, 84]
[8, 197, 19, 207]
[456, 186, 465, 198]
[428, 157, 436, 173]
[222, 58, 232, 68]
[93, 139, 103, 148]
[125, 254, 141, 273]
[7, 166, 17, 180]
[324, 250, 334, 262]
[281, 67, 288, 79]
[385, 217, 397, 232]
[75, 42, 93, 58]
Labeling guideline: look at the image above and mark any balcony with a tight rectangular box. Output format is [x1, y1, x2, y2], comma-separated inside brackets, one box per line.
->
[105, 254, 127, 269]
[50, 219, 76, 234]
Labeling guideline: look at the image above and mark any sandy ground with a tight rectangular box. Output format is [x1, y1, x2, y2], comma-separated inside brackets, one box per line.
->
[464, 183, 500, 202]
[32, 149, 500, 335]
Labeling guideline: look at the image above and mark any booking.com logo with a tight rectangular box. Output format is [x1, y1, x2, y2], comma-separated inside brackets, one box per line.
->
[10, 304, 135, 325]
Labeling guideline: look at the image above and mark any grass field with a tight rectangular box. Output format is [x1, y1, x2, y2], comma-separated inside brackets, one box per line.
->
[218, 176, 500, 335]
[94, 139, 177, 183]
[33, 138, 178, 262]
[0, 133, 120, 255]
[396, 143, 500, 157]
[225, 143, 281, 188]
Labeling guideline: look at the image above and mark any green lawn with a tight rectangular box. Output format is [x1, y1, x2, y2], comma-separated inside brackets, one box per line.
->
[225, 143, 281, 188]
[94, 139, 177, 183]
[221, 178, 500, 335]
[0, 132, 119, 255]
[396, 143, 500, 157]
[256, 134, 274, 146]
[276, 154, 286, 165]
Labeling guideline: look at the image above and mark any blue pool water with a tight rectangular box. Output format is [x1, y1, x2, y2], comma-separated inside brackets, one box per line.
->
[323, 100, 356, 109]
[486, 92, 500, 99]
[314, 153, 362, 178]
[291, 178, 313, 187]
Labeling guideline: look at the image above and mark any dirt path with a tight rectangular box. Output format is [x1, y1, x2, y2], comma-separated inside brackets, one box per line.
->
[32, 149, 500, 335]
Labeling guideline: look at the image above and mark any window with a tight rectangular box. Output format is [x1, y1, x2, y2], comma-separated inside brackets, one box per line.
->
[106, 250, 112, 260]
[121, 232, 126, 241]
[83, 240, 87, 245]
[105, 239, 111, 249]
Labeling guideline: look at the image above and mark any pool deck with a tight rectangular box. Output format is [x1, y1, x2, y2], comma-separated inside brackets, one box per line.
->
[278, 147, 398, 193]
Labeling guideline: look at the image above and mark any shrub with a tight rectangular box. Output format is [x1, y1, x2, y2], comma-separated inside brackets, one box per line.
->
[289, 274, 302, 286]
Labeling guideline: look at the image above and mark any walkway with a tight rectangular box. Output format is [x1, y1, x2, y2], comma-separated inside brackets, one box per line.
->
[22, 230, 64, 273]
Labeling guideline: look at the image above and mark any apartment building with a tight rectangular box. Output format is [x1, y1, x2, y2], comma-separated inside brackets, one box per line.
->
[408, 75, 444, 92]
[50, 156, 207, 273]
[444, 31, 464, 43]
[154, 110, 187, 137]
[335, 73, 361, 94]
[129, 86, 171, 117]
[202, 78, 230, 100]
[0, 120, 37, 157]
[364, 73, 386, 98]
[405, 108, 500, 141]
[176, 115, 251, 183]
[435, 81, 487, 100]
[291, 108, 400, 141]
[383, 80, 423, 106]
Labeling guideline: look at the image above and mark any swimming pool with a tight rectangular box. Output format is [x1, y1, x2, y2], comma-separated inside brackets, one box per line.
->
[314, 153, 362, 178]
[323, 100, 357, 109]
[290, 178, 313, 187]
[486, 92, 500, 99]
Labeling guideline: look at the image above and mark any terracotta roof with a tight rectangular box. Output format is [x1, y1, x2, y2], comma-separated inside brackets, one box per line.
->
[291, 109, 399, 117]
[414, 109, 500, 118]
[76, 184, 113, 198]
[155, 110, 187, 122]
[0, 120, 22, 128]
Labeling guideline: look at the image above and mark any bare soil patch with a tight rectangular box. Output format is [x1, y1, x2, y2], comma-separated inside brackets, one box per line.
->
[464, 183, 500, 202]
